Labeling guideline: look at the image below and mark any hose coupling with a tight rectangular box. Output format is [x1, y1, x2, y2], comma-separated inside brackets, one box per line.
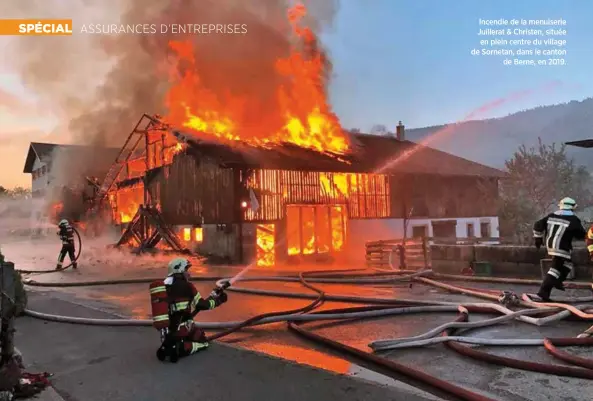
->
[498, 291, 520, 306]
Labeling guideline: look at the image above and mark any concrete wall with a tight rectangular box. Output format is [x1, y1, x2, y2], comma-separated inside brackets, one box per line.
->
[431, 244, 592, 279]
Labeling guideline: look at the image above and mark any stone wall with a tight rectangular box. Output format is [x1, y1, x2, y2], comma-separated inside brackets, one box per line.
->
[430, 244, 592, 279]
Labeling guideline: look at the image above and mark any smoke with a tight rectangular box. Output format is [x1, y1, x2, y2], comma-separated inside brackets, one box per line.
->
[2, 0, 339, 215]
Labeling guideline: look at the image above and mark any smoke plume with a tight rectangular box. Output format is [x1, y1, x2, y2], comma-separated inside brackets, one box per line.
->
[2, 0, 339, 188]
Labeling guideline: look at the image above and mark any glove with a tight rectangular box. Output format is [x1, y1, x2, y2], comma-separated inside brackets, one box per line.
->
[209, 289, 228, 306]
[534, 238, 543, 249]
[218, 291, 228, 304]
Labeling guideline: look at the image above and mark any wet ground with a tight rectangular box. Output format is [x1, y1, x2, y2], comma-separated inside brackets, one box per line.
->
[5, 236, 593, 401]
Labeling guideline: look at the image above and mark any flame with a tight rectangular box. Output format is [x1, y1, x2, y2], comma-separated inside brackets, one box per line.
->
[164, 3, 349, 157]
[115, 185, 143, 224]
[49, 202, 64, 222]
[194, 227, 203, 242]
[286, 205, 346, 257]
[182, 227, 191, 242]
[120, 205, 137, 224]
[256, 224, 275, 267]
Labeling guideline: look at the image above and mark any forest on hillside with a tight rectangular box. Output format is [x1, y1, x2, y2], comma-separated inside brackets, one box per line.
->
[404, 97, 593, 169]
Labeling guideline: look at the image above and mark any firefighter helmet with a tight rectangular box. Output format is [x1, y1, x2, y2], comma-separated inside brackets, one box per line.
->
[58, 219, 70, 227]
[558, 197, 577, 210]
[167, 257, 192, 276]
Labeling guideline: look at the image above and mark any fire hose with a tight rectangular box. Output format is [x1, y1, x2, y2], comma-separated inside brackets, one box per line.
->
[17, 270, 593, 400]
[16, 226, 83, 274]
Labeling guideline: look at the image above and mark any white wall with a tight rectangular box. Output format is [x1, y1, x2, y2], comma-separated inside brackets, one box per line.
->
[31, 158, 50, 194]
[347, 216, 500, 260]
[349, 216, 499, 241]
[406, 216, 500, 238]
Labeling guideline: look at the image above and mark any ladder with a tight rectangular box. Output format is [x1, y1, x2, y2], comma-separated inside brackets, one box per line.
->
[116, 205, 191, 254]
[87, 114, 163, 217]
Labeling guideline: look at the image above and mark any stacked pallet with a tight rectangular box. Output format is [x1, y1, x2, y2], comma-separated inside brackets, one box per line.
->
[365, 237, 429, 270]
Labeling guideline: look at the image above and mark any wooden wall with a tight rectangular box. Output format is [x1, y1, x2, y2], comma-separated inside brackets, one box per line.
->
[146, 152, 235, 225]
[389, 174, 499, 218]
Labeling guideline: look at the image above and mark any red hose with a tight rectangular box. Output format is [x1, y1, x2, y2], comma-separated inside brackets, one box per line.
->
[444, 315, 593, 379]
[433, 273, 592, 289]
[288, 305, 498, 401]
[543, 338, 593, 369]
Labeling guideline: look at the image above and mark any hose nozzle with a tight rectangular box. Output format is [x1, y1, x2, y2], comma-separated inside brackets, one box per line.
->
[214, 280, 231, 295]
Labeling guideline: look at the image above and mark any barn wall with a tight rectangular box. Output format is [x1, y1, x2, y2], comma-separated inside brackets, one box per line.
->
[196, 224, 240, 263]
[243, 169, 390, 222]
[146, 152, 235, 225]
[391, 175, 499, 219]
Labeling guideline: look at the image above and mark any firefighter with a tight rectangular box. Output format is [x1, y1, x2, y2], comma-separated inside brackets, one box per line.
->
[532, 197, 586, 301]
[157, 258, 227, 358]
[56, 219, 77, 270]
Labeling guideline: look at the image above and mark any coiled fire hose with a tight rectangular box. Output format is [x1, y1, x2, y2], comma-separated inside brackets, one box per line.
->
[16, 226, 83, 274]
[18, 269, 593, 400]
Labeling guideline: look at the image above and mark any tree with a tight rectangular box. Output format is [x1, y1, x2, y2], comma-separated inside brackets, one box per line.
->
[499, 138, 593, 243]
[8, 187, 31, 199]
[0, 186, 7, 196]
[370, 124, 391, 136]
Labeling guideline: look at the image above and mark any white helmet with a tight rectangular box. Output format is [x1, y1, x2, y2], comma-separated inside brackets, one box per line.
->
[558, 197, 577, 210]
[58, 219, 70, 227]
[167, 257, 191, 276]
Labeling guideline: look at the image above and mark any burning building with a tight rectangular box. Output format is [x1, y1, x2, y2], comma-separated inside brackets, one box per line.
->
[20, 4, 503, 265]
[102, 114, 504, 267]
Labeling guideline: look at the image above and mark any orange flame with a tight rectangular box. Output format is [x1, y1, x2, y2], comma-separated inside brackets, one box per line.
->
[164, 3, 349, 157]
[256, 224, 275, 267]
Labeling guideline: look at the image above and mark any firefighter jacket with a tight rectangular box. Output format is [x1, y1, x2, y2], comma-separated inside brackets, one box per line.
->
[586, 226, 593, 259]
[57, 225, 75, 245]
[164, 274, 222, 327]
[533, 210, 586, 259]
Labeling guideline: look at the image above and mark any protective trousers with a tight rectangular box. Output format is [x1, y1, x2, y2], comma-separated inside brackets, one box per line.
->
[538, 256, 573, 300]
[57, 243, 77, 269]
[175, 320, 209, 356]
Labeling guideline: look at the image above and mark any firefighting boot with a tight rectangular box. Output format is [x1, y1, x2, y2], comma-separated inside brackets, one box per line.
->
[554, 281, 566, 291]
[536, 274, 555, 302]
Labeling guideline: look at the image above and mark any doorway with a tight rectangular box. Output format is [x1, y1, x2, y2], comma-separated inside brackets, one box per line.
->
[286, 204, 347, 257]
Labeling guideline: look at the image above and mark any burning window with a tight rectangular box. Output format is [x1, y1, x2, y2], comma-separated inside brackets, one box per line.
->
[286, 204, 347, 257]
[348, 174, 390, 218]
[183, 227, 191, 242]
[194, 227, 203, 242]
[115, 185, 143, 224]
[256, 224, 275, 267]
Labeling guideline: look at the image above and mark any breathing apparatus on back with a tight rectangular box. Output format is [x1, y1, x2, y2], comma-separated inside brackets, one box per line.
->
[149, 258, 231, 330]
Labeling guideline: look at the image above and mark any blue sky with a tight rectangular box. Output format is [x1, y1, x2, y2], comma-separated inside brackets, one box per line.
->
[322, 0, 593, 130]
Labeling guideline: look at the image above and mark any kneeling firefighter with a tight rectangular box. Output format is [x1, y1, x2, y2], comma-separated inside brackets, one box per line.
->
[150, 258, 228, 362]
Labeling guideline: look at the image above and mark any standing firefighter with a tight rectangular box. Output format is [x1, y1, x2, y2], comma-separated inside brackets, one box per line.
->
[532, 197, 586, 301]
[150, 258, 228, 362]
[56, 219, 77, 270]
